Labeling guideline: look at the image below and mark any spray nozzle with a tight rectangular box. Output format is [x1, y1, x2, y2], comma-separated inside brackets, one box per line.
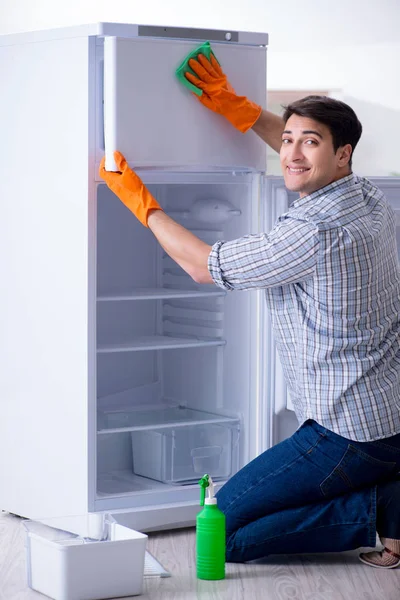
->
[198, 475, 209, 506]
[198, 474, 216, 506]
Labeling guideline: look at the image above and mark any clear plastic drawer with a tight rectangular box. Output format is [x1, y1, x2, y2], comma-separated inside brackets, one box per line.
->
[131, 422, 239, 484]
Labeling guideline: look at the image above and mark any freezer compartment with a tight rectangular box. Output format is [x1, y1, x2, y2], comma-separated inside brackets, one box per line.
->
[97, 36, 267, 174]
[131, 421, 239, 484]
[24, 517, 147, 600]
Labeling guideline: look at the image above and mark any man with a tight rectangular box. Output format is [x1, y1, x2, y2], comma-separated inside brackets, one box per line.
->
[100, 54, 400, 569]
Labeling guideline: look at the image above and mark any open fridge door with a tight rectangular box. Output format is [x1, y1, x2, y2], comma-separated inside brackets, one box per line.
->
[260, 175, 400, 448]
[368, 178, 400, 257]
[258, 177, 299, 450]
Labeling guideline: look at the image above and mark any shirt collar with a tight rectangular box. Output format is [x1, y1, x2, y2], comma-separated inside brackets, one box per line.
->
[290, 173, 357, 209]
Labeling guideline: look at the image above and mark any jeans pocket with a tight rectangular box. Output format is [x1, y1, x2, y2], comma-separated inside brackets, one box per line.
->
[320, 444, 397, 498]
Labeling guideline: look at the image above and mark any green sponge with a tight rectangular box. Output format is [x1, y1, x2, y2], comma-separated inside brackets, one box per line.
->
[175, 41, 217, 96]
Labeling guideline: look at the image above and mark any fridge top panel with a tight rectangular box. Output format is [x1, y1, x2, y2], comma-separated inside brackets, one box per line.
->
[133, 25, 268, 46]
[0, 22, 268, 47]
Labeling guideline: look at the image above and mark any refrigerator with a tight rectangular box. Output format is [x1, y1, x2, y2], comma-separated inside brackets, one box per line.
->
[0, 23, 399, 538]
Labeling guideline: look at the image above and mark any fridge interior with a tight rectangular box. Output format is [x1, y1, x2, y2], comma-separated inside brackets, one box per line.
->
[95, 173, 261, 507]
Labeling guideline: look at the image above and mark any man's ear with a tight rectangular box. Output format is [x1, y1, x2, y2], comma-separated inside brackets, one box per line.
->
[337, 144, 352, 167]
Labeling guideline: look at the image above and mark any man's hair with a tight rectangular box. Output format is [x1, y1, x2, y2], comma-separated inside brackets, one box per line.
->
[282, 96, 363, 168]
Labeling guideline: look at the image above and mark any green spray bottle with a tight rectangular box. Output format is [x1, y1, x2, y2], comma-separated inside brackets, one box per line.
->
[196, 474, 226, 580]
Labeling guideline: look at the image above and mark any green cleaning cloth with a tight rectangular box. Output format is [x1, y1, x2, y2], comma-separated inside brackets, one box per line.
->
[175, 41, 217, 96]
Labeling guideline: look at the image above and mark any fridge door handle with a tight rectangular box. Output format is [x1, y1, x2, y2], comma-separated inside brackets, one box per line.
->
[103, 37, 118, 172]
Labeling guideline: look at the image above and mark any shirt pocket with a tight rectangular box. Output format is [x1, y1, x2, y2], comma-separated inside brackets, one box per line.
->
[320, 444, 397, 498]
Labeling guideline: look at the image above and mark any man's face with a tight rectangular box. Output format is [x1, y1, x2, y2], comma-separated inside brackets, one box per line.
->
[280, 115, 352, 197]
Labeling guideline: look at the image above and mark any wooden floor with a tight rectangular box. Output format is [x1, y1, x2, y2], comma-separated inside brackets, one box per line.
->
[1, 511, 400, 600]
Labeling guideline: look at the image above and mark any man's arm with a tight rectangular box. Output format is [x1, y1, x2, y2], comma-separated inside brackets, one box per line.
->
[99, 154, 214, 284]
[252, 110, 285, 154]
[184, 55, 285, 153]
[145, 110, 283, 283]
[147, 209, 213, 284]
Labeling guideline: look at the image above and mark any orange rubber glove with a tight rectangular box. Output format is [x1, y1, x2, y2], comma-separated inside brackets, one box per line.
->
[185, 54, 262, 133]
[99, 151, 162, 227]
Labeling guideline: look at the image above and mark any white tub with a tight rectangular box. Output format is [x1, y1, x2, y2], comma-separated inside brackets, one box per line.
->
[24, 516, 147, 600]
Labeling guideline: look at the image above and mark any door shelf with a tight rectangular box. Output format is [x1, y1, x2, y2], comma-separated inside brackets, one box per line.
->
[97, 405, 239, 434]
[97, 335, 225, 353]
[97, 288, 226, 301]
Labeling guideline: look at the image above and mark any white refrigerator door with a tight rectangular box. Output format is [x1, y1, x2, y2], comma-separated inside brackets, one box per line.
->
[261, 176, 400, 447]
[98, 35, 267, 174]
[259, 177, 299, 449]
[370, 177, 400, 257]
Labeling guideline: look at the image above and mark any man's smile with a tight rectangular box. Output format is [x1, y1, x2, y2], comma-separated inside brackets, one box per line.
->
[286, 166, 311, 174]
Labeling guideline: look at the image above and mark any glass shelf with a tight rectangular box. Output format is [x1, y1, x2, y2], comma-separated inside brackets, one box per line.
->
[97, 288, 226, 301]
[97, 335, 225, 353]
[96, 470, 168, 497]
[97, 405, 239, 434]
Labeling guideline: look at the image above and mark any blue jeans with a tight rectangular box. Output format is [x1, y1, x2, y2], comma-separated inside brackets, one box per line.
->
[216, 419, 400, 562]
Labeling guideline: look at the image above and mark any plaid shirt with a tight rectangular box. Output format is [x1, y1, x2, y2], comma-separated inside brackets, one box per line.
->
[208, 174, 400, 442]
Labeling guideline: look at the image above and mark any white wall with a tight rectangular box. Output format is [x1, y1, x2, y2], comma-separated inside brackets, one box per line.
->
[269, 42, 400, 175]
[1, 0, 399, 49]
[269, 42, 400, 112]
[1, 0, 399, 175]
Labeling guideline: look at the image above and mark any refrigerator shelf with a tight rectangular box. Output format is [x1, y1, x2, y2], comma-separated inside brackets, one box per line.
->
[97, 405, 239, 434]
[97, 288, 226, 301]
[97, 335, 225, 353]
[97, 470, 168, 497]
